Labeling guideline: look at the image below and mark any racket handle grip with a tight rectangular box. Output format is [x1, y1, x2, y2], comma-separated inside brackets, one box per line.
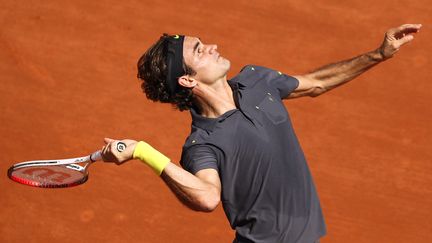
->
[90, 150, 102, 162]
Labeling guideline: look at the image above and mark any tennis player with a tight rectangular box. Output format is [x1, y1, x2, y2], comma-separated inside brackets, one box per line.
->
[101, 24, 421, 243]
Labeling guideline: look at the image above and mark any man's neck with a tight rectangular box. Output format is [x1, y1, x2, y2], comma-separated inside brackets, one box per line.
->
[192, 79, 236, 118]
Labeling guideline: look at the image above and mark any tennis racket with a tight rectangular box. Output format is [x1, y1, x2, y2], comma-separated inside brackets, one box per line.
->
[7, 142, 127, 188]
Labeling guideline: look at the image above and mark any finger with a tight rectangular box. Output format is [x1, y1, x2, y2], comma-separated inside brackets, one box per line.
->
[400, 23, 421, 28]
[101, 146, 108, 161]
[397, 24, 422, 33]
[388, 24, 422, 37]
[396, 34, 415, 47]
[397, 23, 422, 31]
[101, 145, 117, 163]
[102, 145, 112, 156]
[395, 28, 421, 39]
[104, 137, 115, 144]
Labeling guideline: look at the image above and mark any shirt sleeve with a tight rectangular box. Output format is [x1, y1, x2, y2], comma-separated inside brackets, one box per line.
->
[266, 69, 300, 99]
[236, 65, 299, 99]
[180, 145, 221, 174]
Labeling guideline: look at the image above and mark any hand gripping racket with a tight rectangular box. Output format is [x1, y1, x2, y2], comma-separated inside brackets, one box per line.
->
[7, 142, 127, 188]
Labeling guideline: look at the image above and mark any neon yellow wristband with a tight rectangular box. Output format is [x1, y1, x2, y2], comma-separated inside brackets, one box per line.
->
[133, 141, 170, 175]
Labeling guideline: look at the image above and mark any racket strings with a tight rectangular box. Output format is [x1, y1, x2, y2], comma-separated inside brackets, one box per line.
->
[9, 165, 88, 188]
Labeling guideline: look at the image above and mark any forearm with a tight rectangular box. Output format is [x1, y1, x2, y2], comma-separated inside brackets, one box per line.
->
[160, 163, 220, 212]
[307, 49, 383, 92]
[128, 141, 220, 212]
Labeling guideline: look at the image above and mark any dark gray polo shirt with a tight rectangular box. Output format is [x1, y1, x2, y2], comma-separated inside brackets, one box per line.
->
[180, 65, 327, 243]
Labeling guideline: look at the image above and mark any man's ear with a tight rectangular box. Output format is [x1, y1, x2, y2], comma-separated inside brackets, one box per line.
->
[178, 75, 197, 88]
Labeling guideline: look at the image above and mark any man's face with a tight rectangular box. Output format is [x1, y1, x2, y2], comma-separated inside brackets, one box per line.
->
[182, 36, 231, 85]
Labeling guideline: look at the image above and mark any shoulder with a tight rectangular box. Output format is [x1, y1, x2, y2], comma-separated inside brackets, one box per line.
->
[180, 136, 223, 175]
[239, 64, 276, 74]
[231, 65, 278, 85]
[233, 65, 299, 98]
[181, 127, 222, 161]
[233, 65, 296, 87]
[182, 127, 209, 150]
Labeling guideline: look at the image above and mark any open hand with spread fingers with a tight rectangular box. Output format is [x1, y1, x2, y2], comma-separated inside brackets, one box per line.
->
[378, 24, 422, 60]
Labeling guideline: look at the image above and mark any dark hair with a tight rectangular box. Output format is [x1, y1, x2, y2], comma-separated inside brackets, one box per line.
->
[137, 34, 196, 111]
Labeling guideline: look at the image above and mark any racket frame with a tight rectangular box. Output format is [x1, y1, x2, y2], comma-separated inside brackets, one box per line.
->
[7, 151, 101, 188]
[8, 142, 125, 188]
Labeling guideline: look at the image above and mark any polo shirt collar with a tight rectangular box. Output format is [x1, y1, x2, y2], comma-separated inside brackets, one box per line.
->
[228, 68, 249, 89]
[190, 80, 242, 132]
[228, 78, 247, 90]
[190, 106, 238, 132]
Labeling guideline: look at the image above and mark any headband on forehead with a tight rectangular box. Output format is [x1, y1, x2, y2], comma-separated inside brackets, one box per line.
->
[165, 34, 185, 96]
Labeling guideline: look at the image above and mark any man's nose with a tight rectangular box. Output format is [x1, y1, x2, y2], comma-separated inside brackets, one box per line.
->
[208, 44, 218, 54]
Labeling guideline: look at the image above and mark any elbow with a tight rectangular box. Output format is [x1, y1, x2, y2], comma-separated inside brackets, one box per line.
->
[183, 196, 219, 212]
[309, 84, 327, 97]
[194, 188, 220, 212]
[199, 202, 219, 213]
[309, 90, 323, 97]
[198, 194, 220, 212]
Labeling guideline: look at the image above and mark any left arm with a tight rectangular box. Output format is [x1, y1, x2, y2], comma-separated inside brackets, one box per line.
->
[287, 24, 422, 98]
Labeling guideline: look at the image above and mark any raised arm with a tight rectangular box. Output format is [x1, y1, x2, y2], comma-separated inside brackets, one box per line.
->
[288, 24, 422, 98]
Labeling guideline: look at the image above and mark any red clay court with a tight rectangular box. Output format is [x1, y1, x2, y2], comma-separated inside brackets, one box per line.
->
[0, 0, 431, 242]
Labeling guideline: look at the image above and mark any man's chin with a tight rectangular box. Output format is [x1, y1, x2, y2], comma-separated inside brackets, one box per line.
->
[224, 59, 231, 72]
